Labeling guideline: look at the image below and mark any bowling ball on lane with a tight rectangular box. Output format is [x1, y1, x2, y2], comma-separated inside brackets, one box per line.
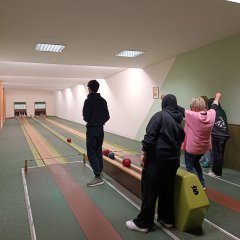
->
[102, 149, 110, 156]
[122, 158, 131, 168]
[108, 152, 115, 159]
[67, 138, 72, 143]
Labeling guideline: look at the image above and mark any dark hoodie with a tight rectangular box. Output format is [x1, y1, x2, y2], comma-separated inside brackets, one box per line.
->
[142, 94, 185, 160]
[83, 93, 110, 127]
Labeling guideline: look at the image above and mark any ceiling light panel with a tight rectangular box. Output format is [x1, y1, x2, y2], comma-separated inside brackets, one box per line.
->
[226, 0, 240, 3]
[35, 43, 66, 52]
[115, 50, 144, 58]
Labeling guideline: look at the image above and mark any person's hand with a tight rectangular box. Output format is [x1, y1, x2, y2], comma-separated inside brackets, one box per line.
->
[140, 153, 145, 168]
[160, 94, 165, 100]
[215, 92, 222, 102]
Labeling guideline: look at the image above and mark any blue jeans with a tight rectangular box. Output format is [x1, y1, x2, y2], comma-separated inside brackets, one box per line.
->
[199, 151, 212, 166]
[184, 151, 205, 188]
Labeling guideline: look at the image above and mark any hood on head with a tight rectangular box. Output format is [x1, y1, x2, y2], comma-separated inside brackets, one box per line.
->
[162, 94, 183, 123]
[162, 94, 177, 109]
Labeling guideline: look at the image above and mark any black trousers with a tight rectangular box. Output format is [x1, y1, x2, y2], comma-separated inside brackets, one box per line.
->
[133, 159, 179, 228]
[86, 126, 104, 177]
[211, 135, 228, 176]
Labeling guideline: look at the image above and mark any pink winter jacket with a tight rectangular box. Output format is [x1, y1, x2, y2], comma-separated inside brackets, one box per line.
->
[182, 109, 216, 154]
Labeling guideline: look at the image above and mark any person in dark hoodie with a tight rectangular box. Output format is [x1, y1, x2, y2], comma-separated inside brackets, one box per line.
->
[83, 80, 110, 187]
[207, 98, 230, 177]
[126, 94, 185, 233]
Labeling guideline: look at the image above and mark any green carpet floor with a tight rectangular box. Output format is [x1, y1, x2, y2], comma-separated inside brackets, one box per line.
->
[1, 117, 239, 240]
[0, 118, 36, 240]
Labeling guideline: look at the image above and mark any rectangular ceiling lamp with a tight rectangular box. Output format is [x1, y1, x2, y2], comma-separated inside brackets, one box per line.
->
[226, 0, 240, 3]
[35, 43, 66, 52]
[115, 50, 144, 58]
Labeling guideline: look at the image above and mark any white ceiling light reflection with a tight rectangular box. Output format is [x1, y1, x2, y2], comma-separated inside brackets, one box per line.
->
[125, 68, 145, 91]
[63, 88, 73, 106]
[72, 85, 87, 102]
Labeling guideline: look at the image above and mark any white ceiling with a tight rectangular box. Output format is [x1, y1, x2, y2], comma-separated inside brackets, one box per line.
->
[1, 0, 240, 91]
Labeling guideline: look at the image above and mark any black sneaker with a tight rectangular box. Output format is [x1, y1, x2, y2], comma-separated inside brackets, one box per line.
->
[155, 214, 173, 228]
[158, 219, 173, 229]
[87, 177, 104, 187]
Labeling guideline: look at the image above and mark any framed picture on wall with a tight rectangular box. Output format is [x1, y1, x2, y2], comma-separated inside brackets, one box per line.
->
[153, 86, 159, 99]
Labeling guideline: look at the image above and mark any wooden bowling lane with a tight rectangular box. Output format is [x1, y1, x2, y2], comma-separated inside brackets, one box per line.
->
[43, 117, 138, 157]
[20, 118, 44, 166]
[19, 117, 65, 165]
[32, 117, 86, 155]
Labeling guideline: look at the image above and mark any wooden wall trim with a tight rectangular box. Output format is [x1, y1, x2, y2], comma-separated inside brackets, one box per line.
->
[224, 124, 240, 171]
[0, 81, 5, 130]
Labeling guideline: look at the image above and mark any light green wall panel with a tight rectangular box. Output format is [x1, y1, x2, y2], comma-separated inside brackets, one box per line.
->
[161, 33, 240, 124]
[135, 33, 240, 140]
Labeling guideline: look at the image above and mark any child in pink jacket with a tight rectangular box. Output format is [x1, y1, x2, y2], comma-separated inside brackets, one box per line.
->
[181, 93, 221, 189]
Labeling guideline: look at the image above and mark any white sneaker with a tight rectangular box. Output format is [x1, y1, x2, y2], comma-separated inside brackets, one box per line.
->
[208, 171, 220, 177]
[126, 220, 148, 233]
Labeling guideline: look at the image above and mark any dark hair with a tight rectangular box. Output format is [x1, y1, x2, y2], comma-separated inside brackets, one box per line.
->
[201, 95, 208, 109]
[87, 80, 99, 92]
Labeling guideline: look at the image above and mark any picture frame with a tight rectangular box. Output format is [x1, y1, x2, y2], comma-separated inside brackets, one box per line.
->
[153, 86, 159, 99]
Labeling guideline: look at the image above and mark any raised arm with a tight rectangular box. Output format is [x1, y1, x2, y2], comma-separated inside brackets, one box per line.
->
[214, 92, 221, 103]
[210, 92, 221, 111]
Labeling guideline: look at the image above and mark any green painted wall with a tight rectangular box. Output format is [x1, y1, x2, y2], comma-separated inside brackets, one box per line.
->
[135, 33, 240, 140]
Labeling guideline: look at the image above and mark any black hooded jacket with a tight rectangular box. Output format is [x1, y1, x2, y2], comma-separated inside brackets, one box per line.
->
[83, 93, 110, 127]
[142, 94, 185, 160]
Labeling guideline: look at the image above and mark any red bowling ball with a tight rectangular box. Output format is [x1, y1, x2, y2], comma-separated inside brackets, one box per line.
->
[67, 138, 71, 143]
[102, 149, 110, 156]
[122, 158, 131, 168]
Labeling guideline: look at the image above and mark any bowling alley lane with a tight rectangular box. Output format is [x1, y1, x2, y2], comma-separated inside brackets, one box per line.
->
[30, 118, 239, 239]
[1, 117, 239, 240]
[26, 161, 176, 240]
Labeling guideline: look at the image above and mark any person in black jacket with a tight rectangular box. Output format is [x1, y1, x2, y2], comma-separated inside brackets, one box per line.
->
[83, 80, 110, 187]
[126, 94, 185, 233]
[207, 98, 230, 177]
